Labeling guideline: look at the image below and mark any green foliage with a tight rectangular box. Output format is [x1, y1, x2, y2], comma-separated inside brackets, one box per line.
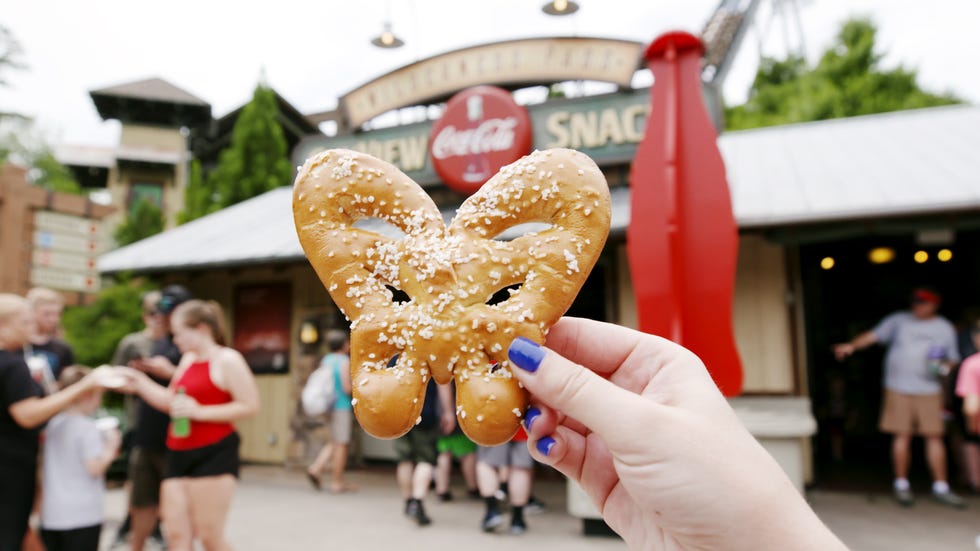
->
[0, 23, 26, 89]
[62, 276, 156, 367]
[181, 84, 291, 223]
[178, 159, 214, 224]
[113, 198, 164, 246]
[725, 18, 961, 131]
[0, 26, 83, 194]
[30, 150, 81, 194]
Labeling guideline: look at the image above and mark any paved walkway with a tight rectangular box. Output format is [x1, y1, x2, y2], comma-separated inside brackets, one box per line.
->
[99, 465, 979, 550]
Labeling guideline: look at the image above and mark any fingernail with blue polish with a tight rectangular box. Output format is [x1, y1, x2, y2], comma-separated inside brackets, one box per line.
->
[536, 436, 556, 457]
[509, 337, 545, 372]
[524, 407, 541, 431]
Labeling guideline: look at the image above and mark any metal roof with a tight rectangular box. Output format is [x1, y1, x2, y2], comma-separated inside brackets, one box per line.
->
[89, 77, 210, 106]
[99, 104, 980, 274]
[718, 104, 980, 227]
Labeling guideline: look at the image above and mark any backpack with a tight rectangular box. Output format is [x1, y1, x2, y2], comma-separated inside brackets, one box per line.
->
[301, 355, 339, 416]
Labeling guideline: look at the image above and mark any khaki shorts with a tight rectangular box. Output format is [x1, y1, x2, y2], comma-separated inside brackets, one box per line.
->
[330, 409, 352, 445]
[477, 441, 533, 469]
[879, 390, 944, 436]
[129, 447, 167, 507]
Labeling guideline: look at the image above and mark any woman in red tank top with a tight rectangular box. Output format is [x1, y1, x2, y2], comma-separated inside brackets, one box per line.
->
[124, 299, 259, 551]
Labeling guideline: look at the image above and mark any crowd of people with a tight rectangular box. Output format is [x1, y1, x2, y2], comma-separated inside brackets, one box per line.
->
[302, 336, 546, 534]
[0, 285, 260, 551]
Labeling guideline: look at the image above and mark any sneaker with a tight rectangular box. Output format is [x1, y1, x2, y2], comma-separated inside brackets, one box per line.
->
[933, 490, 967, 509]
[149, 533, 168, 551]
[437, 491, 453, 502]
[481, 509, 505, 532]
[510, 516, 527, 535]
[494, 488, 508, 501]
[894, 487, 914, 507]
[108, 533, 129, 550]
[525, 496, 546, 515]
[467, 488, 482, 500]
[406, 499, 432, 526]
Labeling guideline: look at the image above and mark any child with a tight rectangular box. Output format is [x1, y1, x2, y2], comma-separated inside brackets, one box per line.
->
[956, 323, 980, 493]
[40, 366, 121, 551]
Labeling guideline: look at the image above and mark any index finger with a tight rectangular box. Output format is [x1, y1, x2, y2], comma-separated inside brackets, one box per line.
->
[546, 317, 690, 376]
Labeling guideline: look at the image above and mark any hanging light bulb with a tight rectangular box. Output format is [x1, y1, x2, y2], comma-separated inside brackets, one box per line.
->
[371, 21, 404, 49]
[542, 0, 580, 16]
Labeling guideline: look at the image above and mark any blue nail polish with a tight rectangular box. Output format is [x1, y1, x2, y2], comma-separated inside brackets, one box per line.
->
[524, 407, 541, 431]
[536, 436, 556, 457]
[509, 337, 545, 372]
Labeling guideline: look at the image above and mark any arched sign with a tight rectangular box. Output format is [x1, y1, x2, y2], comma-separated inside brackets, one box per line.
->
[429, 86, 533, 195]
[340, 37, 644, 128]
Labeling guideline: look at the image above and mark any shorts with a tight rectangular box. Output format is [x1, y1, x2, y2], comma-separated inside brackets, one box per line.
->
[477, 441, 533, 469]
[438, 432, 477, 458]
[394, 425, 440, 465]
[40, 524, 101, 551]
[129, 447, 167, 507]
[879, 390, 944, 436]
[164, 432, 240, 479]
[331, 409, 353, 445]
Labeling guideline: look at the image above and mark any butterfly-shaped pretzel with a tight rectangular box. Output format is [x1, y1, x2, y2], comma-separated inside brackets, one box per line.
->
[293, 148, 610, 445]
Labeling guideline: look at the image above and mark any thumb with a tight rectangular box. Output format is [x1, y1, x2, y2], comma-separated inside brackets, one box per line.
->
[508, 336, 648, 438]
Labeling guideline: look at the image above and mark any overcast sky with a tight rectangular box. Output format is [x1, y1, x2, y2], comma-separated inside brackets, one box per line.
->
[2, 0, 978, 148]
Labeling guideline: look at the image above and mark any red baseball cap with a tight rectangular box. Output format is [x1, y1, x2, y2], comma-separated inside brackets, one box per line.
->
[912, 288, 941, 304]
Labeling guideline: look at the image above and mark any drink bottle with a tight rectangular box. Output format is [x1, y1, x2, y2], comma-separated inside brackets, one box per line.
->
[172, 387, 191, 438]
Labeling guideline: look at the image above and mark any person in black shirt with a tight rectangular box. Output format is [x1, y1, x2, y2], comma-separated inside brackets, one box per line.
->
[124, 284, 191, 551]
[0, 294, 113, 551]
[25, 287, 74, 384]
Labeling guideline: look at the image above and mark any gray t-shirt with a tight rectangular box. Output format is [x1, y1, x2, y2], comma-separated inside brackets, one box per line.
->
[873, 312, 960, 395]
[41, 413, 106, 530]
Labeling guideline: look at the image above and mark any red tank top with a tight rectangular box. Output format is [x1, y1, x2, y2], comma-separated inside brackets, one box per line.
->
[167, 360, 235, 451]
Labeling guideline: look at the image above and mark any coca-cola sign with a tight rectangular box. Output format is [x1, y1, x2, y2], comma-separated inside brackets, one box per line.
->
[430, 86, 532, 194]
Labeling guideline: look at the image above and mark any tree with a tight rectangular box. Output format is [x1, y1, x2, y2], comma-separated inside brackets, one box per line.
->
[725, 18, 961, 131]
[181, 84, 291, 222]
[178, 159, 213, 223]
[0, 24, 82, 193]
[62, 275, 156, 366]
[29, 150, 81, 194]
[113, 198, 164, 246]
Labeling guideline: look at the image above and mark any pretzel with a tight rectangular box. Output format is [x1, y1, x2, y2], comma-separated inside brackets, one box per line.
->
[293, 148, 610, 445]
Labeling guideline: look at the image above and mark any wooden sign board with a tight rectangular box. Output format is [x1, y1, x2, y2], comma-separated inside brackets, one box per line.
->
[29, 266, 99, 293]
[30, 211, 106, 293]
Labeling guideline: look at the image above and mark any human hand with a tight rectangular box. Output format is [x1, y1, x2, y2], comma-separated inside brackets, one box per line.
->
[114, 366, 151, 394]
[440, 411, 456, 435]
[832, 343, 854, 361]
[507, 317, 845, 551]
[103, 427, 122, 453]
[87, 365, 127, 390]
[171, 392, 201, 420]
[130, 355, 176, 379]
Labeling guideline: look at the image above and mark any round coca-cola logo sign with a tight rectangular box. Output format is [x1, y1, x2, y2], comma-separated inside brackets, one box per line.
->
[430, 85, 532, 195]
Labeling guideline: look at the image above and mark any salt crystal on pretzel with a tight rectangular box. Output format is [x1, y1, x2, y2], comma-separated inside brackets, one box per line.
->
[293, 148, 610, 445]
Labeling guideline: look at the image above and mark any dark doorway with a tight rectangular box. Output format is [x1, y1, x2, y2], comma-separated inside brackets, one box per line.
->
[800, 227, 980, 492]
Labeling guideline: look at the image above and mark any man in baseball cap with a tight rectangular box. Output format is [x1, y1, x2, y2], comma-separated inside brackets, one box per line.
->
[833, 286, 963, 509]
[157, 284, 193, 315]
